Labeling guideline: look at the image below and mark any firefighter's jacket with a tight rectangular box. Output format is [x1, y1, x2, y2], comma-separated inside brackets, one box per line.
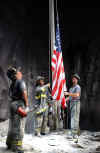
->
[35, 85, 50, 115]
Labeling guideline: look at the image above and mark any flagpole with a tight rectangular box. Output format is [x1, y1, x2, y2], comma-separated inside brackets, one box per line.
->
[49, 0, 55, 86]
[49, 0, 51, 84]
[56, 0, 58, 18]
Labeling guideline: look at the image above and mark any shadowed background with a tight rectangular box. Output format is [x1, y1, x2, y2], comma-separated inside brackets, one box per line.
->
[0, 1, 100, 131]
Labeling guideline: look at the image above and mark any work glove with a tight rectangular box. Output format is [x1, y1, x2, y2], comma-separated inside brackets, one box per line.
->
[25, 106, 30, 113]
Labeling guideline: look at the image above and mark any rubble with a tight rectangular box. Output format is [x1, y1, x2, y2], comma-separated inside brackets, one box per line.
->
[0, 120, 100, 153]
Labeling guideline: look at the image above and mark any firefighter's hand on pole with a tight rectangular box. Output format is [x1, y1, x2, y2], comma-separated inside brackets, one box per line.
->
[64, 91, 69, 96]
[47, 83, 50, 88]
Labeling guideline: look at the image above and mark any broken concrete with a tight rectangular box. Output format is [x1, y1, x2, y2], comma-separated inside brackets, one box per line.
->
[0, 120, 100, 153]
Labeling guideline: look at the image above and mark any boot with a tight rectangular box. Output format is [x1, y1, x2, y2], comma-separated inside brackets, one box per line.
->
[34, 131, 41, 137]
[11, 140, 24, 153]
[6, 140, 11, 150]
[41, 127, 50, 135]
[6, 133, 12, 150]
[11, 145, 24, 153]
[73, 135, 79, 143]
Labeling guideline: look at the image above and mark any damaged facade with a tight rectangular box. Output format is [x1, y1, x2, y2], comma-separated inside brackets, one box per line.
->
[0, 2, 100, 132]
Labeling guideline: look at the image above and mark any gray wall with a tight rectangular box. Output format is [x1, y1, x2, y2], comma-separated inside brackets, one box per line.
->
[0, 3, 100, 131]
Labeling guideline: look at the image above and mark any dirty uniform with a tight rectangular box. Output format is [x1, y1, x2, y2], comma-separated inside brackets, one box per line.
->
[34, 85, 50, 135]
[6, 79, 26, 151]
[69, 84, 81, 137]
[49, 101, 62, 130]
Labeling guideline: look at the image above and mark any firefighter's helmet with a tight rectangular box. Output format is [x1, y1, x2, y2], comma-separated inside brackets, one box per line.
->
[72, 73, 80, 80]
[7, 66, 17, 80]
[36, 76, 44, 82]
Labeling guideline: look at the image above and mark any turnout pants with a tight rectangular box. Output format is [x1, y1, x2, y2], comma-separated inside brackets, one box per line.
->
[6, 101, 26, 151]
[70, 101, 80, 136]
[34, 109, 49, 135]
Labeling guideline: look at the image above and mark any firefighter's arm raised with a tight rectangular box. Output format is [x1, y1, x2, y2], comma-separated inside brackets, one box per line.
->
[36, 83, 50, 92]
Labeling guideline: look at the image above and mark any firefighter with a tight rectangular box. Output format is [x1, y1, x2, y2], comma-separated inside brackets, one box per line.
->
[64, 73, 81, 143]
[34, 76, 50, 136]
[6, 66, 29, 153]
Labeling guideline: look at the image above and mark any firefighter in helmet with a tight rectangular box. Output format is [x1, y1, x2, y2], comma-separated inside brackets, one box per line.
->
[34, 76, 50, 136]
[6, 66, 29, 153]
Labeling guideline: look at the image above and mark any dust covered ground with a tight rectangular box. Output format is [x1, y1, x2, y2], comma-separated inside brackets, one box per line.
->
[0, 120, 100, 153]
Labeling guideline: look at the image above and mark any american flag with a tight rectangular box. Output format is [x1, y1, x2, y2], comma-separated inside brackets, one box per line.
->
[51, 16, 67, 109]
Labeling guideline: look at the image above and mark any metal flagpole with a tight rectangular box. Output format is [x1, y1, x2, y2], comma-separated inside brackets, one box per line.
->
[49, 0, 56, 130]
[49, 0, 55, 85]
[49, 0, 51, 84]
